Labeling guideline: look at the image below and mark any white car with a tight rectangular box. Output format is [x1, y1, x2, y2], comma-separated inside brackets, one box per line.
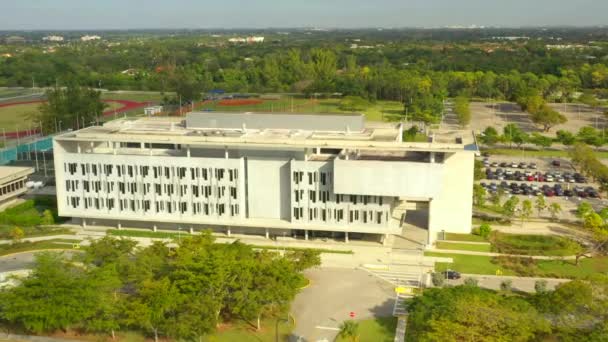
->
[545, 176, 554, 182]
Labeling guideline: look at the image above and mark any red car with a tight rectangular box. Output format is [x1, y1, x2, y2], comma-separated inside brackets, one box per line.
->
[544, 189, 555, 197]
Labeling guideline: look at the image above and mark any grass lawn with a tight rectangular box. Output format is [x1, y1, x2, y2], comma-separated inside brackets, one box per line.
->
[204, 319, 294, 342]
[444, 233, 487, 243]
[0, 103, 39, 128]
[197, 97, 404, 122]
[426, 252, 511, 275]
[491, 232, 582, 256]
[101, 91, 169, 102]
[335, 317, 397, 342]
[435, 241, 492, 253]
[0, 239, 80, 256]
[426, 252, 608, 279]
[483, 147, 608, 159]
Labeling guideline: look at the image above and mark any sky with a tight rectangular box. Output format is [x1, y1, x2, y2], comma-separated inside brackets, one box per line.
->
[1, 0, 607, 30]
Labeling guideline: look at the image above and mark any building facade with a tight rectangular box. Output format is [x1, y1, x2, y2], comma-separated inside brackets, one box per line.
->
[53, 112, 476, 245]
[0, 166, 34, 204]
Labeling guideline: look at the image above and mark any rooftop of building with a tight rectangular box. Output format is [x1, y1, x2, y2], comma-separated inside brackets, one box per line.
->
[55, 111, 478, 153]
[0, 166, 34, 184]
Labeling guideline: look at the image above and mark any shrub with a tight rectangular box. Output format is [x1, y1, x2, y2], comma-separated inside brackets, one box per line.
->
[464, 277, 479, 287]
[478, 224, 492, 239]
[500, 279, 513, 292]
[431, 272, 445, 287]
[534, 280, 548, 294]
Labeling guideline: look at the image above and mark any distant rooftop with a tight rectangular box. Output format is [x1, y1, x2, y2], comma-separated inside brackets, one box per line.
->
[56, 111, 477, 153]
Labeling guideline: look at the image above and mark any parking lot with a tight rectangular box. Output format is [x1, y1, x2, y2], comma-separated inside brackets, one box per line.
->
[478, 154, 606, 220]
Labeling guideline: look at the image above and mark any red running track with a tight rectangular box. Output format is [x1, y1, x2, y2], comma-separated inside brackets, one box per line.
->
[1, 99, 149, 138]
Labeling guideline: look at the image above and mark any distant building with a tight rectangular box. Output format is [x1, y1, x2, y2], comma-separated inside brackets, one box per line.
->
[53, 112, 476, 246]
[80, 35, 101, 42]
[4, 36, 25, 44]
[43, 35, 64, 42]
[144, 106, 163, 116]
[0, 166, 34, 205]
[228, 36, 264, 44]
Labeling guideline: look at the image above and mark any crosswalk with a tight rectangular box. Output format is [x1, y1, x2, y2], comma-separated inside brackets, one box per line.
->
[363, 268, 423, 287]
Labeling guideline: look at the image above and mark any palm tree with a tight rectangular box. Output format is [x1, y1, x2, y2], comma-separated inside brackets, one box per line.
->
[338, 320, 359, 342]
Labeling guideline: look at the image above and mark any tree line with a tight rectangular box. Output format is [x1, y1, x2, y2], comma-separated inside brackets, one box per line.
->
[407, 276, 608, 341]
[2, 37, 608, 124]
[0, 233, 320, 341]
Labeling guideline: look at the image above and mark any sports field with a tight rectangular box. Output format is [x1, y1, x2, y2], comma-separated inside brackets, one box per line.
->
[197, 97, 404, 122]
[0, 100, 144, 134]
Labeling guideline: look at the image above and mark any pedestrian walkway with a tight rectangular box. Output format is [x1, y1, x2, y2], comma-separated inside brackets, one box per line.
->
[394, 316, 407, 342]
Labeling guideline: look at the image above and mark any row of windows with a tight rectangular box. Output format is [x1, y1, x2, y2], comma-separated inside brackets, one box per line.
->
[292, 207, 387, 224]
[294, 190, 384, 206]
[293, 171, 332, 186]
[65, 179, 238, 200]
[0, 180, 25, 197]
[64, 163, 239, 182]
[67, 196, 241, 217]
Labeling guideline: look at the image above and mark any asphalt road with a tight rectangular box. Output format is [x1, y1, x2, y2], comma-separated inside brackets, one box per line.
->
[290, 268, 395, 342]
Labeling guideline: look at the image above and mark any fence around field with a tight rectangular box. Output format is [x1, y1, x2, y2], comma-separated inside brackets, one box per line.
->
[0, 136, 53, 165]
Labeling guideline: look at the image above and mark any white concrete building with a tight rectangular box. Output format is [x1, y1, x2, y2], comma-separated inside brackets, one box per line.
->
[80, 35, 101, 42]
[0, 166, 34, 204]
[42, 35, 64, 42]
[53, 112, 477, 246]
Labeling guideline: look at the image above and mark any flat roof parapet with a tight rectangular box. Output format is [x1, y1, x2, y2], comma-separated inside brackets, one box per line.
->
[185, 111, 365, 133]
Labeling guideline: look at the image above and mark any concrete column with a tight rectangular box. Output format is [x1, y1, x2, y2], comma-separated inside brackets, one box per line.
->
[345, 232, 349, 243]
[189, 227, 194, 234]
[315, 147, 320, 155]
[382, 234, 389, 246]
[304, 230, 309, 241]
[265, 228, 270, 239]
[227, 227, 231, 237]
[153, 225, 157, 232]
[187, 147, 191, 158]
[82, 219, 87, 228]
[77, 145, 82, 154]
[117, 222, 122, 230]
[224, 147, 229, 159]
[140, 142, 145, 149]
[430, 152, 436, 163]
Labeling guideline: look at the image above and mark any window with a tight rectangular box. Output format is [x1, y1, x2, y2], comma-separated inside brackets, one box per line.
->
[308, 172, 312, 185]
[321, 173, 326, 186]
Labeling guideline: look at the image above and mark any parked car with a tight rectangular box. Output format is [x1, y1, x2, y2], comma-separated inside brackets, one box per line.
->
[445, 270, 461, 280]
[552, 160, 561, 167]
[529, 163, 537, 169]
[564, 189, 574, 197]
[519, 162, 527, 169]
[511, 162, 519, 168]
[491, 162, 499, 167]
[544, 189, 555, 197]
[499, 162, 508, 167]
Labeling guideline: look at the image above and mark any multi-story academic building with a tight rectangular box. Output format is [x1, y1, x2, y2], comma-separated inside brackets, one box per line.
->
[53, 111, 477, 246]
